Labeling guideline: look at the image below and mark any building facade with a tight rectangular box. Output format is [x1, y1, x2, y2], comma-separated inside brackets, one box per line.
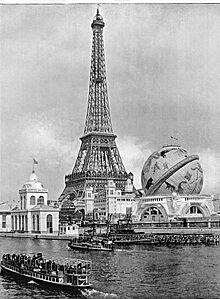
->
[213, 194, 220, 213]
[85, 179, 136, 222]
[11, 171, 59, 235]
[0, 202, 12, 233]
[59, 222, 80, 237]
[133, 193, 217, 223]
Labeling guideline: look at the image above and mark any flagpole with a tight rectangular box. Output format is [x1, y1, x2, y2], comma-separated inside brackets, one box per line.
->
[33, 158, 38, 172]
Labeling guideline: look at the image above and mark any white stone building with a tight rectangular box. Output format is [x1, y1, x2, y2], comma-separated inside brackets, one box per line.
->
[92, 179, 136, 221]
[133, 193, 217, 223]
[59, 222, 79, 237]
[0, 202, 12, 232]
[11, 170, 59, 235]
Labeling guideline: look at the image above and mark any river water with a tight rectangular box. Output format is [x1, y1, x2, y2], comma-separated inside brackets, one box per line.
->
[0, 238, 219, 299]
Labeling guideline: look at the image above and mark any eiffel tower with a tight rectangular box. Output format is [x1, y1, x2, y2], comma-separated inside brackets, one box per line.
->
[59, 9, 133, 203]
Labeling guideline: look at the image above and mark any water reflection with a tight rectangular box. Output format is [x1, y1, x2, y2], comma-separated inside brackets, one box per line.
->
[0, 238, 220, 299]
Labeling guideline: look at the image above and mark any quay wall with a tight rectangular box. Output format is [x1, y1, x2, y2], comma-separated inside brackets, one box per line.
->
[0, 232, 72, 240]
[1, 227, 220, 240]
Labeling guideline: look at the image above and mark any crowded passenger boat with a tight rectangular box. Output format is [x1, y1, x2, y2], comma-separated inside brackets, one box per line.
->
[68, 236, 113, 251]
[0, 253, 92, 289]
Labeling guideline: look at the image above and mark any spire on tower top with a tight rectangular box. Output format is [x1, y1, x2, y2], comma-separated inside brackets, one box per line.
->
[97, 3, 101, 14]
[92, 6, 104, 28]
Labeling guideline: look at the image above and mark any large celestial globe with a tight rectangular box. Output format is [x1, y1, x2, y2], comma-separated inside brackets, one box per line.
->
[141, 145, 203, 196]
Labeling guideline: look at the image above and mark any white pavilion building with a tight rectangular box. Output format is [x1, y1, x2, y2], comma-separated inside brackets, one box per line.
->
[11, 170, 59, 235]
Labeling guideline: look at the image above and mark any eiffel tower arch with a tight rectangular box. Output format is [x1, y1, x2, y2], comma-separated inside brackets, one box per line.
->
[58, 9, 133, 205]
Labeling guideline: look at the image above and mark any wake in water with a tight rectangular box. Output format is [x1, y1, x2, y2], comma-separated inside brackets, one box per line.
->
[115, 249, 130, 252]
[27, 280, 38, 285]
[81, 288, 118, 298]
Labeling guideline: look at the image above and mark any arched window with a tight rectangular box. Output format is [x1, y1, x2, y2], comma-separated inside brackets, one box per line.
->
[36, 215, 40, 231]
[188, 206, 203, 215]
[37, 196, 44, 205]
[32, 215, 35, 231]
[141, 207, 165, 222]
[30, 196, 36, 205]
[24, 196, 27, 209]
[47, 214, 53, 233]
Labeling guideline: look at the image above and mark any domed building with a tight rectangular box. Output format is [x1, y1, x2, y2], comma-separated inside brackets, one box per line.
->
[11, 170, 59, 235]
[133, 145, 217, 225]
[20, 170, 48, 209]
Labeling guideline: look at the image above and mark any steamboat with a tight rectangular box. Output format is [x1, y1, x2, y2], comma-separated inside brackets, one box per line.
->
[1, 253, 92, 290]
[68, 236, 113, 252]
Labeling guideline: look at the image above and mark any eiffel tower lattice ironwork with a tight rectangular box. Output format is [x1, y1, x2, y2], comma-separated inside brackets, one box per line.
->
[59, 9, 133, 202]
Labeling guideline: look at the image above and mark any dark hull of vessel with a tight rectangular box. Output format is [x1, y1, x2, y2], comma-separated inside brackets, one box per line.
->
[1, 264, 92, 291]
[114, 239, 161, 245]
[68, 242, 113, 252]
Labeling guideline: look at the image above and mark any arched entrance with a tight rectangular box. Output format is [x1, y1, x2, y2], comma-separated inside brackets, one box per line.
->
[181, 203, 211, 218]
[47, 214, 53, 233]
[186, 205, 204, 217]
[140, 206, 167, 222]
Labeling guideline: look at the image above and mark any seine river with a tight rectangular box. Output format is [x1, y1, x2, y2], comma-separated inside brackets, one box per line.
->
[0, 238, 219, 299]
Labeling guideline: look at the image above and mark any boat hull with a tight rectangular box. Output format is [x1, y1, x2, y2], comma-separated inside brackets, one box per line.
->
[1, 264, 92, 291]
[68, 243, 113, 252]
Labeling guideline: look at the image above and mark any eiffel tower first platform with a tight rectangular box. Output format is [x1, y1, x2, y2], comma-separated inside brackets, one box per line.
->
[58, 9, 133, 203]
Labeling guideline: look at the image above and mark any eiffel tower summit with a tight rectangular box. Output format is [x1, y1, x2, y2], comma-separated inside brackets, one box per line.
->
[58, 9, 133, 203]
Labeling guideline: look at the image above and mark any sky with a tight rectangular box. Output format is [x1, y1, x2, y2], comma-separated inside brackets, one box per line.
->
[1, 3, 220, 204]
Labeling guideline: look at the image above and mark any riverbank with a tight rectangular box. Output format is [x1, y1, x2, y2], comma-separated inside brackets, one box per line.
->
[0, 232, 71, 240]
[1, 227, 220, 240]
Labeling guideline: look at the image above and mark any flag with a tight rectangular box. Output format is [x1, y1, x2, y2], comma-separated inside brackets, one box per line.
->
[33, 158, 38, 164]
[171, 136, 178, 141]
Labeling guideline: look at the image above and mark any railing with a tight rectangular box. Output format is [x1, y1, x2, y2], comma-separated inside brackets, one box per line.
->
[133, 220, 220, 229]
[140, 197, 168, 203]
[139, 195, 212, 203]
[65, 171, 129, 183]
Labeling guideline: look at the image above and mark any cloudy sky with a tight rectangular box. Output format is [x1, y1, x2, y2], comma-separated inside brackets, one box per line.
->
[1, 3, 220, 204]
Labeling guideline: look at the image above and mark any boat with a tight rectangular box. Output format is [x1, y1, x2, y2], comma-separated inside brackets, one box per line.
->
[68, 236, 113, 252]
[110, 217, 136, 235]
[1, 253, 92, 290]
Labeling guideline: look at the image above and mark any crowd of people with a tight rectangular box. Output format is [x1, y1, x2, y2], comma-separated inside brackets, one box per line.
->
[2, 253, 91, 276]
[109, 233, 220, 246]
